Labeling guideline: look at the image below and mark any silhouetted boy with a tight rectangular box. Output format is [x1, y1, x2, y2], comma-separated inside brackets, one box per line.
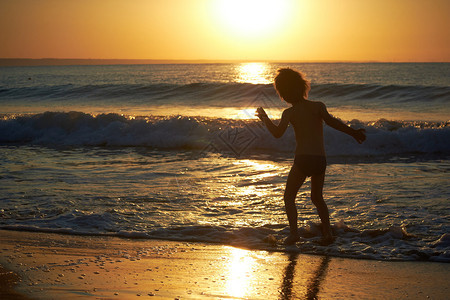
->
[257, 68, 366, 245]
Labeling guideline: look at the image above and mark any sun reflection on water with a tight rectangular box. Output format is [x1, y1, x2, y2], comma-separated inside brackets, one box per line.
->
[236, 62, 272, 84]
[237, 159, 275, 171]
[235, 159, 282, 179]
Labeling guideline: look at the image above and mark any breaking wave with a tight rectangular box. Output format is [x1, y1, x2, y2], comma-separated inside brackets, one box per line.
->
[1, 112, 449, 157]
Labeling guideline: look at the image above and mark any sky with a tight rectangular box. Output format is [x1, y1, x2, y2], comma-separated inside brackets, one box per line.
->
[1, 0, 449, 62]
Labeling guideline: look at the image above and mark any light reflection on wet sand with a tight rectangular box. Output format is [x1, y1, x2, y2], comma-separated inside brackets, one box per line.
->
[225, 247, 257, 298]
[218, 246, 331, 299]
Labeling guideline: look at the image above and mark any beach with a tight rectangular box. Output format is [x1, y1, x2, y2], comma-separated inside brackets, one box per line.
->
[0, 229, 448, 299]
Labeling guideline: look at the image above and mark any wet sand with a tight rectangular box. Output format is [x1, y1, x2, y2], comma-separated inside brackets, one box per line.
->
[0, 229, 448, 299]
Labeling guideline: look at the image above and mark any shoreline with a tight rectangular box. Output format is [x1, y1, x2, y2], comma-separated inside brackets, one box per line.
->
[0, 230, 448, 299]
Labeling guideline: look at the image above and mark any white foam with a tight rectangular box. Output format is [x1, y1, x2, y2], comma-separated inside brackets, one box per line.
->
[1, 112, 448, 157]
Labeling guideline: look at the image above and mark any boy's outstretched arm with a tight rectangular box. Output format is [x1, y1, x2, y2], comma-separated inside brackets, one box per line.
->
[319, 102, 366, 144]
[256, 107, 290, 138]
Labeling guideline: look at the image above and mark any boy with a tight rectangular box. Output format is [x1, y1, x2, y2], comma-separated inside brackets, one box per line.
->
[256, 68, 366, 245]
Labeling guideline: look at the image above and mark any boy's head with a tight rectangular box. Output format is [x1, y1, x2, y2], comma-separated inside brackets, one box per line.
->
[274, 68, 310, 103]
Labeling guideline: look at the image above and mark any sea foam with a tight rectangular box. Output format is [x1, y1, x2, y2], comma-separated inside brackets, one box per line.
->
[1, 112, 449, 157]
[2, 222, 448, 262]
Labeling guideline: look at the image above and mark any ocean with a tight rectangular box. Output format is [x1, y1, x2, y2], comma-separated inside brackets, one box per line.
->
[0, 62, 449, 262]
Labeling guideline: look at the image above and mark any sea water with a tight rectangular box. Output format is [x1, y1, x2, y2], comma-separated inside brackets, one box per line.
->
[0, 62, 449, 262]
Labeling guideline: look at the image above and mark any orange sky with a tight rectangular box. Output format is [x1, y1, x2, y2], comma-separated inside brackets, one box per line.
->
[1, 0, 449, 62]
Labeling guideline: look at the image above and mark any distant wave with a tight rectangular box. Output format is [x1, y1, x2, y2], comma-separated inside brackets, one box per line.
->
[312, 83, 450, 103]
[0, 83, 271, 106]
[1, 112, 449, 157]
[1, 82, 449, 106]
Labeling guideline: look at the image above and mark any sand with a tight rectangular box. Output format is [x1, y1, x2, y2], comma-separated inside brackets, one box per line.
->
[0, 230, 448, 299]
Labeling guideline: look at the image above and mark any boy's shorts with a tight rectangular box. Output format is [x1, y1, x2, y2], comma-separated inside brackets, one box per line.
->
[294, 155, 327, 176]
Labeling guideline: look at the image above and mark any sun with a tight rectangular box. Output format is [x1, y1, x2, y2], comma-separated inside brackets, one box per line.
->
[214, 0, 290, 37]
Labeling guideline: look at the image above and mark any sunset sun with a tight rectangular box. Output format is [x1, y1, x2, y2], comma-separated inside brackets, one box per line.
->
[214, 0, 290, 37]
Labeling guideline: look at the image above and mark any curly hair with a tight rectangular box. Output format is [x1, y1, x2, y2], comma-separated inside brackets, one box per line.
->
[273, 68, 310, 103]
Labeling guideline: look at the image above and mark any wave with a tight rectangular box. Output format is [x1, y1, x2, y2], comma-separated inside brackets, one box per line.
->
[1, 112, 449, 157]
[1, 223, 448, 262]
[312, 83, 450, 103]
[1, 82, 449, 106]
[0, 83, 272, 107]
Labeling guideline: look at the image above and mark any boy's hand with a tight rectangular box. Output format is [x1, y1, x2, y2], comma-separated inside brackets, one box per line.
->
[352, 128, 366, 144]
[256, 107, 268, 121]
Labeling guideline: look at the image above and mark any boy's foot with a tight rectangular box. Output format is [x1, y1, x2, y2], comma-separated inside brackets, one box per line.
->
[283, 234, 300, 245]
[318, 235, 335, 246]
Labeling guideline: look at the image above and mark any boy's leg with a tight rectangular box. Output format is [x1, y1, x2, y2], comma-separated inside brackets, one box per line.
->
[284, 164, 307, 240]
[310, 172, 333, 241]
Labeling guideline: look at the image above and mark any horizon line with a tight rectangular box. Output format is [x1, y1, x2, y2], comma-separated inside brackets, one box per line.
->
[1, 58, 448, 67]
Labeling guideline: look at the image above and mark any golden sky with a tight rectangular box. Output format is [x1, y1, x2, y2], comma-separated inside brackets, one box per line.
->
[1, 0, 449, 62]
